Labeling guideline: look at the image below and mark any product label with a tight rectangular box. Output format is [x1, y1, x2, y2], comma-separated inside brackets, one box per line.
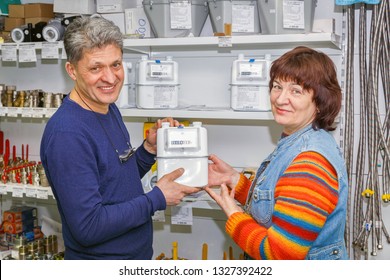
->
[170, 1, 192, 30]
[283, 0, 305, 29]
[238, 62, 266, 80]
[232, 2, 255, 33]
[153, 85, 178, 108]
[236, 86, 262, 109]
[149, 64, 174, 79]
[167, 128, 199, 149]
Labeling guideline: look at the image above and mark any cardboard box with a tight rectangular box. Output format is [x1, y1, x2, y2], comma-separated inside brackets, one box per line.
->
[25, 17, 51, 26]
[8, 4, 24, 18]
[3, 219, 38, 234]
[124, 8, 151, 38]
[3, 206, 37, 223]
[4, 17, 24, 31]
[0, 16, 4, 30]
[97, 0, 133, 13]
[24, 3, 53, 18]
[54, 0, 96, 15]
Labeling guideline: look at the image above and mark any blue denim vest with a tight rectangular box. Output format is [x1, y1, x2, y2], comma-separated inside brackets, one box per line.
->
[245, 125, 349, 260]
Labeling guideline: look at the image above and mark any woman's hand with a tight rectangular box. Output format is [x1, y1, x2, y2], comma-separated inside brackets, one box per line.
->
[208, 154, 240, 189]
[205, 184, 243, 217]
[144, 117, 180, 154]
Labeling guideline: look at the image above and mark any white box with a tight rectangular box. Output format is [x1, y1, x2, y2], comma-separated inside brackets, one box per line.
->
[54, 0, 97, 15]
[124, 8, 151, 38]
[100, 12, 125, 34]
[97, 0, 133, 13]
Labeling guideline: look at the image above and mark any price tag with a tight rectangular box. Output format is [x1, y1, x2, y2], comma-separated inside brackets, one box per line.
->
[31, 107, 45, 118]
[152, 210, 166, 222]
[61, 46, 67, 60]
[18, 44, 37, 63]
[37, 188, 49, 199]
[1, 43, 17, 62]
[25, 186, 37, 198]
[0, 184, 7, 195]
[171, 205, 193, 225]
[42, 42, 60, 59]
[6, 107, 20, 117]
[0, 107, 7, 117]
[12, 186, 24, 198]
[21, 108, 33, 117]
[218, 36, 232, 48]
[45, 108, 57, 118]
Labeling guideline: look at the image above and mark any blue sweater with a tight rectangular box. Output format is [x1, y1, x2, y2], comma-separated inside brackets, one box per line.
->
[40, 96, 166, 259]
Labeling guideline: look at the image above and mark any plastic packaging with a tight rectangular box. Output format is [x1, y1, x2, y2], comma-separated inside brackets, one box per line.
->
[142, 0, 209, 38]
[257, 0, 316, 34]
[208, 0, 260, 35]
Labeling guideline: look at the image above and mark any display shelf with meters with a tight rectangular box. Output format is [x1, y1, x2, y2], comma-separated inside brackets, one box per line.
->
[0, 33, 340, 121]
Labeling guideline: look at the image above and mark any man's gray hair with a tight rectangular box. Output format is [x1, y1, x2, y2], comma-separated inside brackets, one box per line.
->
[64, 16, 123, 64]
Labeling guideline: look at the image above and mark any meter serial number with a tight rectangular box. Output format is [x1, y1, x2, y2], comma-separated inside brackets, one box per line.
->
[212, 266, 272, 276]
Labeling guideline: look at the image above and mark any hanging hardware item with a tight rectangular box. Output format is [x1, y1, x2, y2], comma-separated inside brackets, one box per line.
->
[340, 0, 390, 259]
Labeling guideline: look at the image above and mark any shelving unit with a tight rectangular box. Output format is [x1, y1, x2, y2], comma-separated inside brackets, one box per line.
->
[0, 33, 340, 121]
[0, 30, 344, 259]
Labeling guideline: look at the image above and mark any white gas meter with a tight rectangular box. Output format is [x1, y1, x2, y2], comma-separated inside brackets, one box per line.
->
[157, 122, 208, 187]
[136, 55, 179, 109]
[231, 53, 272, 111]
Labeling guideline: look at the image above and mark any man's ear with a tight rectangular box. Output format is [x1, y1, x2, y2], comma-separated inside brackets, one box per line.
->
[65, 62, 77, 81]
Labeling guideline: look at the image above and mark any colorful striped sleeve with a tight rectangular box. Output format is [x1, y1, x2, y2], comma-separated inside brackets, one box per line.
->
[226, 151, 339, 260]
[234, 173, 252, 205]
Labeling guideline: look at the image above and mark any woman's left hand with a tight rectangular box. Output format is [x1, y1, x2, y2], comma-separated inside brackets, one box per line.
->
[143, 117, 180, 154]
[205, 184, 244, 217]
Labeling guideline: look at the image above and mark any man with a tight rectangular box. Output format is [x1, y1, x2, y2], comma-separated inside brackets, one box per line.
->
[40, 16, 199, 260]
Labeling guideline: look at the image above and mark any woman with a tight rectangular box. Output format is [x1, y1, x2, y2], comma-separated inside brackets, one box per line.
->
[205, 46, 349, 260]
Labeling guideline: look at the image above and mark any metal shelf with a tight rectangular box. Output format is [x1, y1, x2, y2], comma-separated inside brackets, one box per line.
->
[0, 33, 340, 51]
[123, 33, 341, 53]
[120, 107, 274, 120]
[0, 183, 54, 199]
[0, 107, 274, 121]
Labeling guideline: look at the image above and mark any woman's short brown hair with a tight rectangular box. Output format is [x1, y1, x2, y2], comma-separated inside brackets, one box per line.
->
[269, 46, 342, 131]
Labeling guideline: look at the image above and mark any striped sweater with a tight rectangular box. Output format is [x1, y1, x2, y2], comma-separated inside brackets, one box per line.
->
[227, 151, 339, 260]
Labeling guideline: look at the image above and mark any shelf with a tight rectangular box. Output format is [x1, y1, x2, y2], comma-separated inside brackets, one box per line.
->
[123, 33, 341, 53]
[0, 107, 274, 121]
[120, 108, 274, 120]
[0, 107, 57, 118]
[0, 33, 341, 52]
[0, 183, 54, 199]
